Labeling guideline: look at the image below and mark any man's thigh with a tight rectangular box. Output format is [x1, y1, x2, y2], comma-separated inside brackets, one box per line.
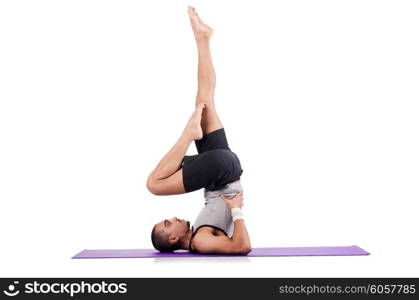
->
[150, 169, 186, 195]
[200, 105, 223, 135]
[194, 127, 231, 154]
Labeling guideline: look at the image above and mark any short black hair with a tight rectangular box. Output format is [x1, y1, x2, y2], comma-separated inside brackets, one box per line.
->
[151, 224, 180, 252]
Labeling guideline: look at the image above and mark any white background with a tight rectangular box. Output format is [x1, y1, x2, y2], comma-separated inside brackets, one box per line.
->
[1, 0, 418, 277]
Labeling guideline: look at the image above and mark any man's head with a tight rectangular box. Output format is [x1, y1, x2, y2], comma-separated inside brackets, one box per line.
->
[151, 217, 191, 252]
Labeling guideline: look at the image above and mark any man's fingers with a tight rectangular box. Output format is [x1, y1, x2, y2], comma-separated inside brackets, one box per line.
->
[221, 192, 243, 203]
[234, 192, 243, 198]
[221, 195, 231, 202]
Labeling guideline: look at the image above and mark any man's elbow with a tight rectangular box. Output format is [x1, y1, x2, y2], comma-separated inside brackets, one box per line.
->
[238, 245, 252, 255]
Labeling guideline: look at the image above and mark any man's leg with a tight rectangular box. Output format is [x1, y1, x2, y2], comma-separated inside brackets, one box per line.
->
[188, 6, 223, 135]
[147, 7, 220, 195]
[146, 104, 205, 195]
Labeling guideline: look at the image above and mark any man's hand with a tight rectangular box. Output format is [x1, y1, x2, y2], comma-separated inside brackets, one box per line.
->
[221, 191, 243, 209]
[193, 191, 251, 255]
[192, 191, 251, 255]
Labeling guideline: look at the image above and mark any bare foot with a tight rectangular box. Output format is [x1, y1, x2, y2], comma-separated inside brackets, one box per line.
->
[187, 6, 213, 41]
[184, 103, 205, 140]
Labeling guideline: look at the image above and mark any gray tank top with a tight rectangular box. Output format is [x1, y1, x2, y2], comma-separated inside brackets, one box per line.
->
[191, 182, 243, 239]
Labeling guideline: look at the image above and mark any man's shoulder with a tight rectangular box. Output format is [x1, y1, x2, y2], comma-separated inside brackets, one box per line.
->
[190, 226, 238, 254]
[192, 226, 216, 240]
[191, 226, 227, 250]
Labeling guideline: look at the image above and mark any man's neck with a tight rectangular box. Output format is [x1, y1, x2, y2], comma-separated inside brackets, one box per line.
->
[179, 230, 193, 250]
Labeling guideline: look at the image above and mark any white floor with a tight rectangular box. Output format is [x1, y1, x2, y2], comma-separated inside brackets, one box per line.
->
[1, 240, 418, 277]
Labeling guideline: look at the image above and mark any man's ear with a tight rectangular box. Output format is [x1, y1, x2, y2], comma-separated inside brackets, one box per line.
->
[168, 235, 179, 245]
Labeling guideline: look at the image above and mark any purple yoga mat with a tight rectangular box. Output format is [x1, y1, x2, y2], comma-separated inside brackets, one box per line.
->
[72, 245, 369, 259]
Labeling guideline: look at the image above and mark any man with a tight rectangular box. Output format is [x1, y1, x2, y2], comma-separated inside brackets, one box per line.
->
[146, 6, 251, 255]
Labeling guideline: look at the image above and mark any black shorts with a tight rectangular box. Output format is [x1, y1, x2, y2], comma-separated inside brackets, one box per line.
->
[181, 128, 243, 193]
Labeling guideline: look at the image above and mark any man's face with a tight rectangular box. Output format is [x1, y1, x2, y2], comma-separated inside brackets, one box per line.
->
[155, 217, 191, 239]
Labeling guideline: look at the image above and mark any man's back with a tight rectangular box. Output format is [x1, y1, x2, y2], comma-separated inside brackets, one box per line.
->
[191, 181, 242, 238]
[189, 181, 251, 255]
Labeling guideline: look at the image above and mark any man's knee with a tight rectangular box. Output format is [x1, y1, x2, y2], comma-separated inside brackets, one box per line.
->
[146, 176, 162, 195]
[196, 96, 215, 107]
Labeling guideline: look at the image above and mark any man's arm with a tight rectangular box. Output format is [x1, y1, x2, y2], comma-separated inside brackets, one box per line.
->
[193, 192, 252, 255]
[193, 220, 251, 255]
